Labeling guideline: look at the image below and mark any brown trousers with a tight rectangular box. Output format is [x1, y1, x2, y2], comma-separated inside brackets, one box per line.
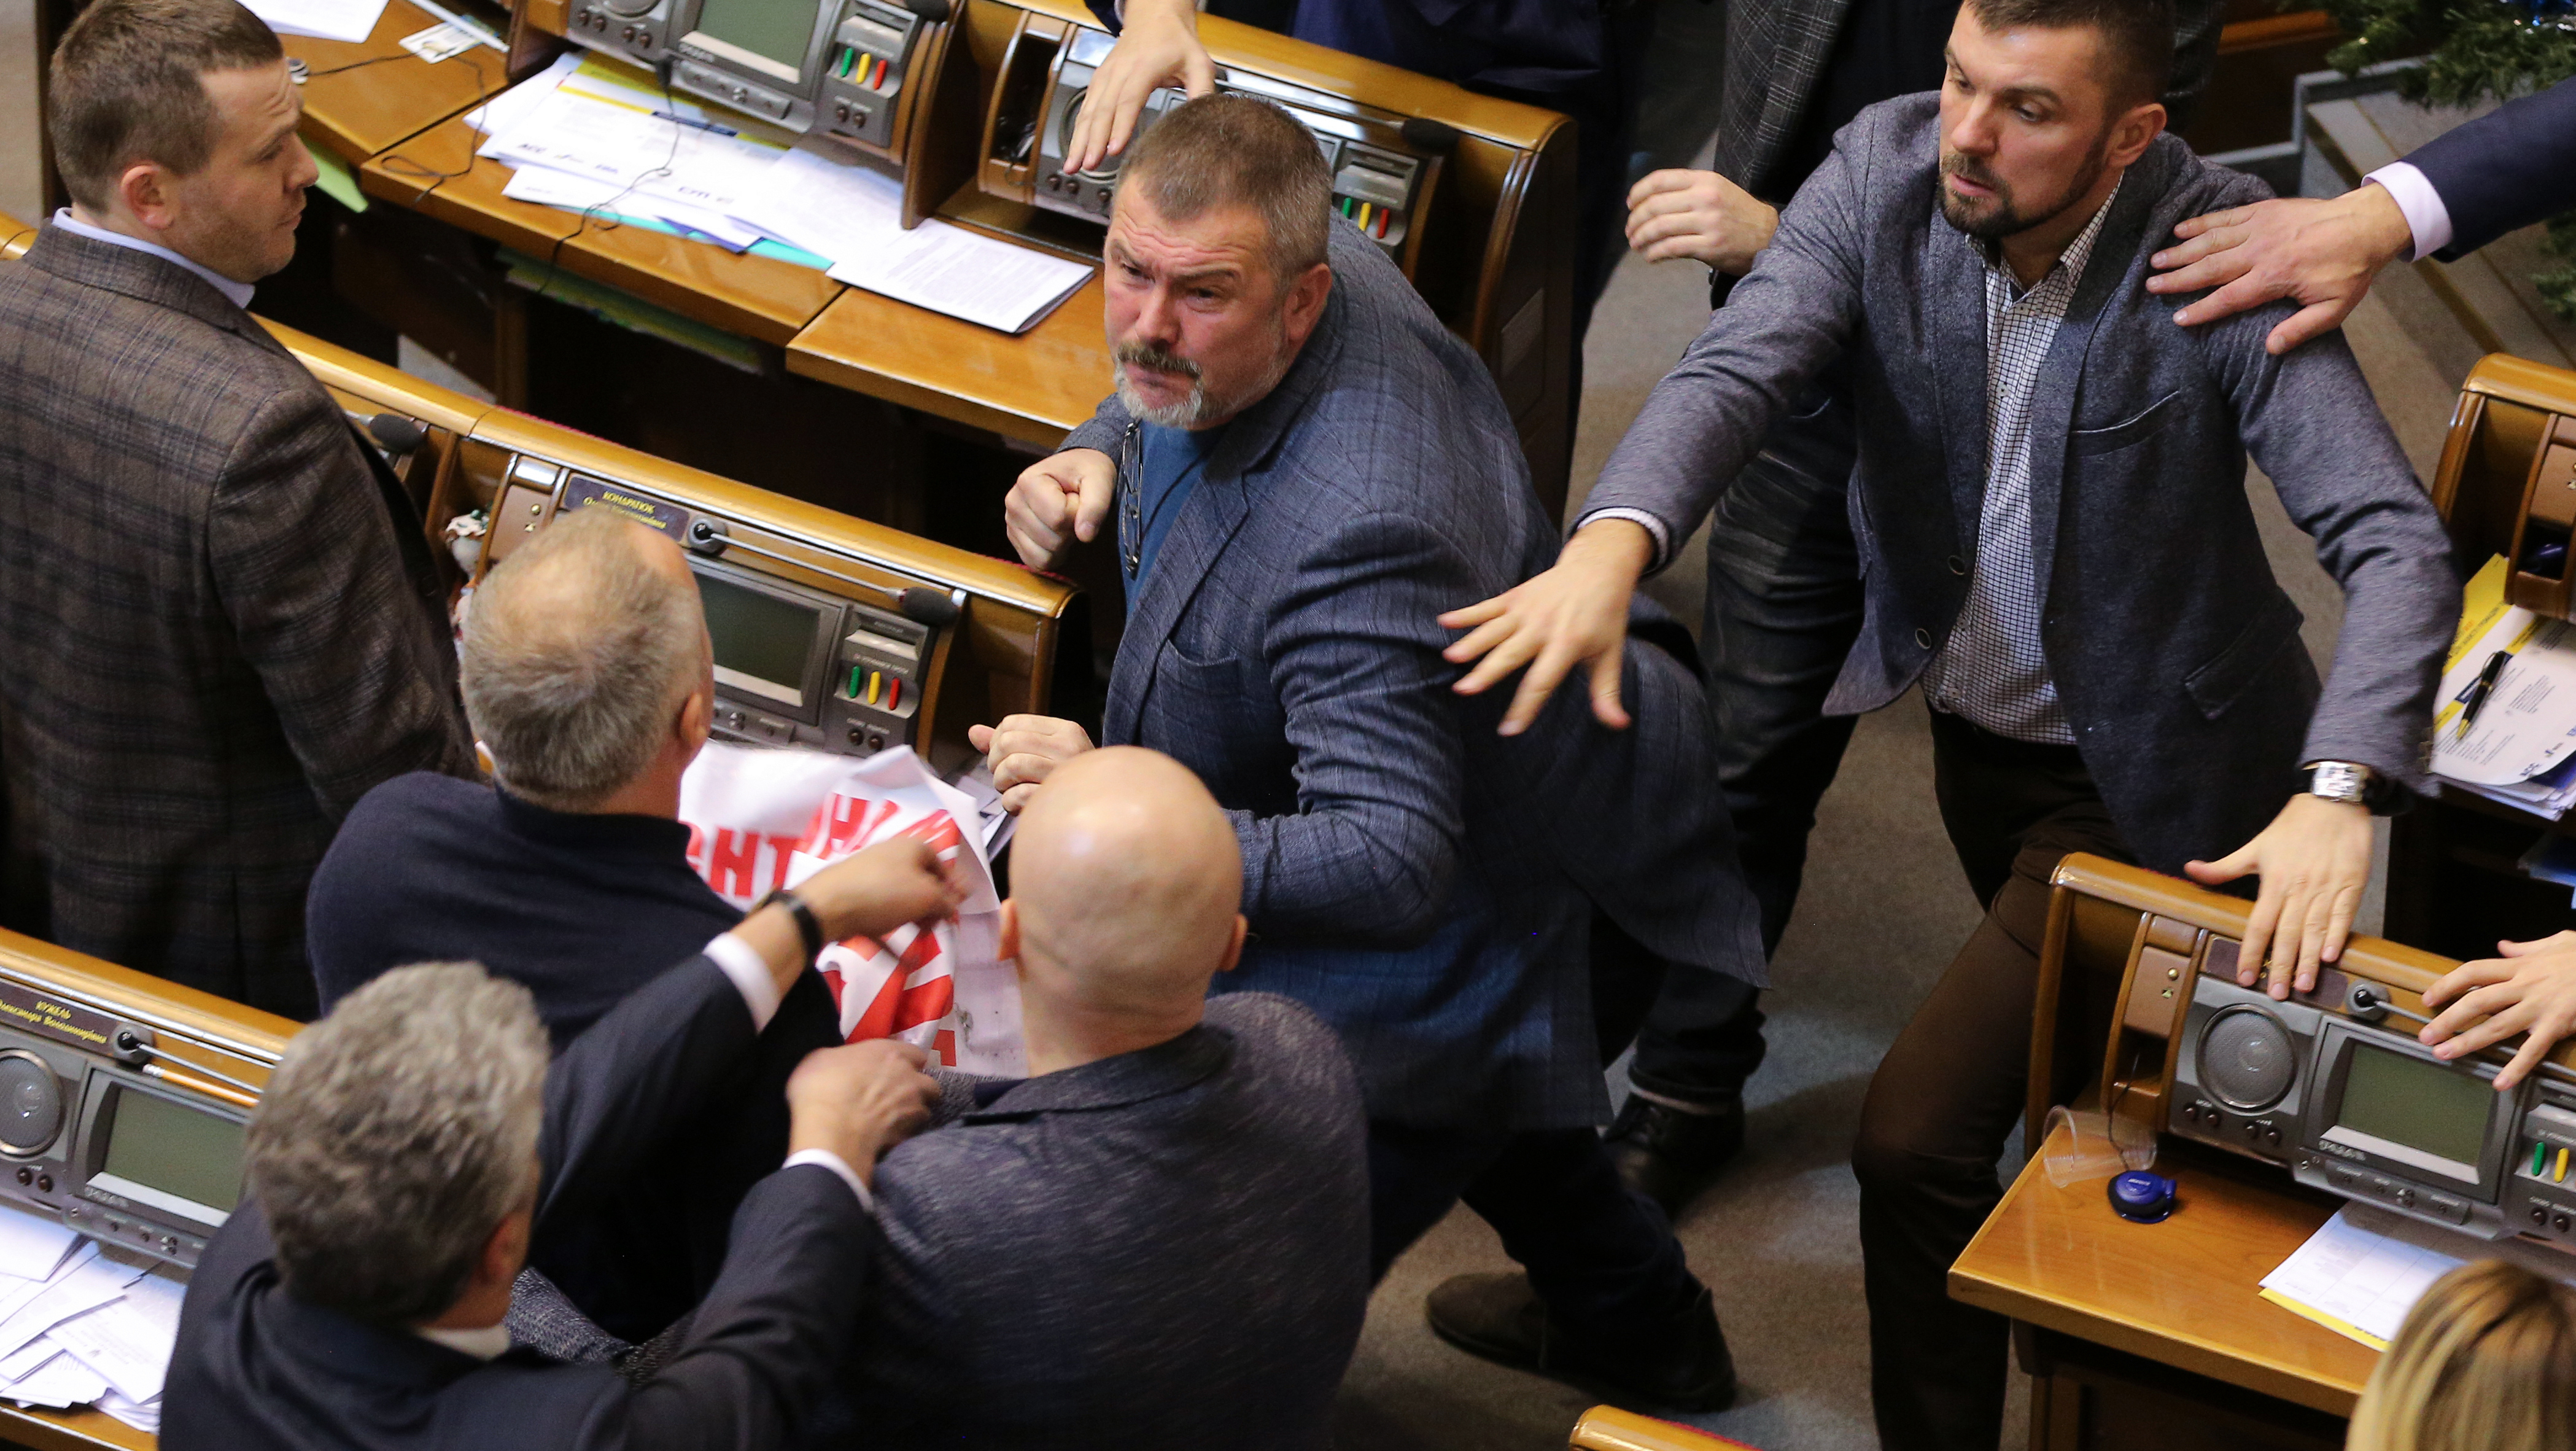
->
[1853, 709, 2136, 1451]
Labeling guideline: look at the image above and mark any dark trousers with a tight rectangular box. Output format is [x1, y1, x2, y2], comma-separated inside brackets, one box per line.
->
[1368, 1120, 1702, 1354]
[1853, 709, 2134, 1451]
[1626, 386, 1866, 1107]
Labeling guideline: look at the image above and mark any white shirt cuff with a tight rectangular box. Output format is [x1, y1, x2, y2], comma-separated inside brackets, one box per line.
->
[703, 931, 785, 1033]
[2364, 163, 2452, 262]
[783, 1148, 875, 1213]
[1575, 507, 1673, 573]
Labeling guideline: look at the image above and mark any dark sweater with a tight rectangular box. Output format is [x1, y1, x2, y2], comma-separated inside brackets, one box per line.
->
[304, 771, 840, 1341]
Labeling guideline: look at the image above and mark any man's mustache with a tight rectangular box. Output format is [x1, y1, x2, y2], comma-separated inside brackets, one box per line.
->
[1941, 152, 2001, 193]
[1114, 343, 1201, 380]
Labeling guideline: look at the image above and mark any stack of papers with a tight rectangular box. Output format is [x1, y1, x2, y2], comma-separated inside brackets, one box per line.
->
[468, 55, 1093, 333]
[244, 0, 390, 44]
[0, 1204, 182, 1431]
[2431, 556, 2576, 819]
[2259, 1202, 2576, 1350]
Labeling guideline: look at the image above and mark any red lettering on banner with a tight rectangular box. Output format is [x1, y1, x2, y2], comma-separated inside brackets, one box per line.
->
[932, 1029, 956, 1065]
[707, 827, 761, 899]
[891, 974, 953, 1033]
[685, 822, 706, 874]
[847, 956, 906, 1043]
[803, 794, 899, 859]
[898, 811, 963, 855]
[765, 833, 802, 892]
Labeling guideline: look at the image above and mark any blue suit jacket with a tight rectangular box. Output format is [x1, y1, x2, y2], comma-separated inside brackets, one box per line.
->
[2407, 76, 2576, 261]
[1064, 222, 1764, 1131]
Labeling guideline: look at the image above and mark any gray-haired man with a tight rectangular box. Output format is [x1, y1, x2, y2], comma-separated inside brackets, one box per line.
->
[164, 842, 960, 1451]
[307, 506, 838, 1344]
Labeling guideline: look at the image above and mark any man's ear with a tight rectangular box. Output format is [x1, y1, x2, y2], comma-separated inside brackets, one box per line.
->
[1215, 914, 1247, 974]
[2108, 100, 2167, 169]
[677, 678, 713, 759]
[997, 900, 1022, 976]
[482, 1206, 531, 1291]
[116, 162, 174, 233]
[1280, 262, 1333, 351]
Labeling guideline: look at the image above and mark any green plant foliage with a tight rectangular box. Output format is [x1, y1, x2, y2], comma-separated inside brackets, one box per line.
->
[2307, 0, 2576, 319]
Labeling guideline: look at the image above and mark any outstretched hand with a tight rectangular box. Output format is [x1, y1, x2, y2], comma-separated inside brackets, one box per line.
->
[2421, 932, 2576, 1091]
[2144, 185, 2414, 355]
[1438, 519, 1651, 736]
[2184, 793, 2373, 999]
[1065, 0, 1216, 175]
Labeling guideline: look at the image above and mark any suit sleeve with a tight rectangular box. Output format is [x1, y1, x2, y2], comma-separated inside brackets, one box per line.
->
[1233, 508, 1473, 943]
[1578, 119, 1868, 567]
[2160, 0, 2225, 133]
[208, 387, 473, 823]
[2407, 76, 2576, 260]
[1061, 388, 1133, 458]
[537, 957, 762, 1227]
[588, 1166, 877, 1451]
[2192, 265, 2456, 798]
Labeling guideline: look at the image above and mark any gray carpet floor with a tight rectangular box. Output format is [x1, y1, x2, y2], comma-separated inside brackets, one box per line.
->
[1329, 158, 2466, 1451]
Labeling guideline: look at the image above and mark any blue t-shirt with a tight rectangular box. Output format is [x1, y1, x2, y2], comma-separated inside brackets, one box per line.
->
[1125, 422, 1227, 607]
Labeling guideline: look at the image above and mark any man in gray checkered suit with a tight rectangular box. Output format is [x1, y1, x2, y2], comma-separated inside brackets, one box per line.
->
[1445, 1, 2452, 1445]
[0, 0, 475, 1017]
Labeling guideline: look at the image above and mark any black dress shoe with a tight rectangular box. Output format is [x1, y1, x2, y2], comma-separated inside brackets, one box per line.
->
[1603, 1094, 1745, 1218]
[1424, 1270, 1737, 1414]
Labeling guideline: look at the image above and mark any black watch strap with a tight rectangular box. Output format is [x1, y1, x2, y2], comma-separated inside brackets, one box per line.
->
[754, 888, 826, 963]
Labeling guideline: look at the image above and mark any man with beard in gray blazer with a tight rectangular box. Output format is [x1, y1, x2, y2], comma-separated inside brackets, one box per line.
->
[973, 94, 1767, 1412]
[1443, 1, 2454, 1445]
[1604, 0, 2221, 1213]
[0, 0, 475, 1017]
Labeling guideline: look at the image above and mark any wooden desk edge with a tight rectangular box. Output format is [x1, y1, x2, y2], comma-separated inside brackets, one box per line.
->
[0, 1401, 155, 1451]
[1949, 1127, 2366, 1418]
[782, 336, 1087, 448]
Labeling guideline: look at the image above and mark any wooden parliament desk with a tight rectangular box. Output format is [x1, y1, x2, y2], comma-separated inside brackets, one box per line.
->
[281, 0, 1578, 505]
[0, 929, 297, 1451]
[282, 0, 511, 165]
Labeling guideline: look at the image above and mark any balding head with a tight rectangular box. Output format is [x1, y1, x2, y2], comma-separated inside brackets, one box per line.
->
[463, 507, 711, 812]
[1004, 749, 1243, 1051]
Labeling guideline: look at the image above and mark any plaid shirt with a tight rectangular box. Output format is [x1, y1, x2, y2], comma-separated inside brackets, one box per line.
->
[1920, 180, 2122, 745]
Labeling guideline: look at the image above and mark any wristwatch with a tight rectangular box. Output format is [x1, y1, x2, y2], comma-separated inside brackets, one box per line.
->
[753, 887, 826, 965]
[2305, 760, 2375, 806]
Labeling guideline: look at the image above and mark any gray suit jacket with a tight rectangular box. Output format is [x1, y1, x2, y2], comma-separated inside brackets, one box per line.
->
[1586, 96, 2455, 875]
[0, 227, 474, 1016]
[844, 994, 1369, 1450]
[1063, 221, 1764, 1130]
[1712, 0, 2223, 203]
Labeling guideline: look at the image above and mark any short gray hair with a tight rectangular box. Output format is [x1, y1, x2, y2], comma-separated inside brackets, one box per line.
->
[248, 963, 549, 1326]
[1121, 94, 1332, 288]
[463, 507, 704, 811]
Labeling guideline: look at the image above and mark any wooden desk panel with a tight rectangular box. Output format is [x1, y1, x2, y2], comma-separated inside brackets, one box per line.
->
[1951, 1126, 2376, 1418]
[0, 1403, 154, 1450]
[284, 0, 508, 164]
[1, 223, 32, 262]
[788, 273, 1106, 448]
[360, 119, 845, 346]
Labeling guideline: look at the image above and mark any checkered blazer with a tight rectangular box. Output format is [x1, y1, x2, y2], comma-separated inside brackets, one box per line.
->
[1712, 0, 2225, 204]
[1066, 221, 1765, 1131]
[0, 225, 473, 1017]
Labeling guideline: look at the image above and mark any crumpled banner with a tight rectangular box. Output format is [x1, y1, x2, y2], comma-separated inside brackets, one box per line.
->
[678, 741, 1020, 1073]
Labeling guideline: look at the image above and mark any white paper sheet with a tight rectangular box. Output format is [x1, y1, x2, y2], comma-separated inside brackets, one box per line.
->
[47, 1270, 184, 1403]
[245, 0, 390, 44]
[0, 1246, 139, 1361]
[465, 52, 580, 135]
[2434, 617, 2576, 785]
[499, 165, 759, 254]
[735, 148, 1093, 333]
[0, 1350, 105, 1410]
[481, 88, 788, 219]
[2259, 1202, 2576, 1347]
[0, 1202, 78, 1284]
[97, 1387, 159, 1433]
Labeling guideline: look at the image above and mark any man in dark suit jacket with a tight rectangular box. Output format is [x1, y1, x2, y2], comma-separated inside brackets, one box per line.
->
[1448, 3, 2454, 1444]
[976, 95, 1765, 1412]
[0, 0, 476, 1019]
[308, 505, 840, 1345]
[1604, 0, 2222, 1212]
[847, 747, 1370, 1449]
[162, 842, 960, 1451]
[2147, 74, 2576, 351]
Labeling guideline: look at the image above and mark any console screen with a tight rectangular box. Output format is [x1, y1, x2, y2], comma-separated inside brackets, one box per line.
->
[100, 1087, 243, 1218]
[691, 0, 816, 75]
[2335, 1043, 2493, 1170]
[699, 572, 820, 709]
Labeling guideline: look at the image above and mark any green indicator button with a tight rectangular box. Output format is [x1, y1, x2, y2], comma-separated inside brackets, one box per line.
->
[2538, 1141, 2550, 1177]
[848, 665, 863, 697]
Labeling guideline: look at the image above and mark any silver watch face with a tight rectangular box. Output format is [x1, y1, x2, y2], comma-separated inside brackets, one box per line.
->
[2310, 761, 2368, 803]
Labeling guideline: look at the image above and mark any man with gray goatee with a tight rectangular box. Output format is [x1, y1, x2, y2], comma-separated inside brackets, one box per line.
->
[163, 839, 960, 1451]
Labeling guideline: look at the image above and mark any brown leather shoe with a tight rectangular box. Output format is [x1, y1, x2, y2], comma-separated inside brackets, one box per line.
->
[1424, 1270, 1738, 1414]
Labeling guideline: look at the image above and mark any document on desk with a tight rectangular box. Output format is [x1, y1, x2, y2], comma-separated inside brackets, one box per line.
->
[481, 88, 790, 222]
[242, 0, 389, 43]
[734, 149, 1094, 333]
[46, 1268, 184, 1404]
[0, 1202, 77, 1285]
[2258, 1202, 2576, 1350]
[2428, 555, 2576, 810]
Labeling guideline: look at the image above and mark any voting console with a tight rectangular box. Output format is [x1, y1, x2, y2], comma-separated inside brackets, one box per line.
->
[2041, 855, 2576, 1248]
[0, 932, 292, 1275]
[272, 317, 1088, 775]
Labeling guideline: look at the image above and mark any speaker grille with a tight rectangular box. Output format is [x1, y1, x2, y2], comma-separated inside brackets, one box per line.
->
[0, 1055, 61, 1156]
[2200, 1006, 2295, 1111]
